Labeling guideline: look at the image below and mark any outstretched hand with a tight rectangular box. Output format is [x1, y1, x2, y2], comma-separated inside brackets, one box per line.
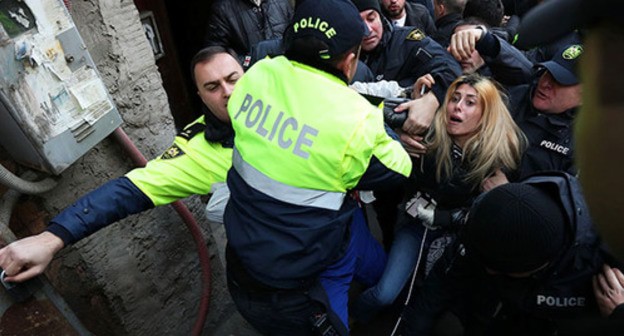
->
[0, 232, 64, 283]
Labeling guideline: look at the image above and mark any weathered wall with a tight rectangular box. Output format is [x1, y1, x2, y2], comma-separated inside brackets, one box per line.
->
[1, 0, 236, 335]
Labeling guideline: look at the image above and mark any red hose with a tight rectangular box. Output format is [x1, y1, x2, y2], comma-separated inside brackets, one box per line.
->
[111, 128, 210, 336]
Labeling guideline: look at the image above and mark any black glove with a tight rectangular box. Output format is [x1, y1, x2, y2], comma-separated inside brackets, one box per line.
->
[382, 97, 410, 129]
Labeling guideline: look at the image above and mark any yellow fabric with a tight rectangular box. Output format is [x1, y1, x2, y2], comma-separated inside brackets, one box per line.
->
[228, 56, 411, 192]
[126, 116, 232, 206]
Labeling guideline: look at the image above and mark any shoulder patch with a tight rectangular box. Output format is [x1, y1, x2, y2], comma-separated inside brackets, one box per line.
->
[562, 45, 583, 60]
[406, 29, 425, 41]
[160, 143, 185, 160]
[178, 123, 205, 141]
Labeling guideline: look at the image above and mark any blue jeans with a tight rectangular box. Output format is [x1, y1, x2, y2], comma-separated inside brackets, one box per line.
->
[352, 221, 439, 321]
[228, 207, 386, 335]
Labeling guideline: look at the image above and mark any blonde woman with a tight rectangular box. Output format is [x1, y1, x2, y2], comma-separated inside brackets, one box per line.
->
[353, 73, 527, 322]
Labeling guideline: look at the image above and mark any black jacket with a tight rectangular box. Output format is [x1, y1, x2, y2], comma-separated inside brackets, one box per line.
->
[402, 172, 611, 335]
[432, 13, 462, 48]
[248, 38, 375, 83]
[402, 2, 437, 36]
[204, 0, 293, 60]
[475, 31, 534, 87]
[508, 83, 577, 179]
[361, 25, 461, 104]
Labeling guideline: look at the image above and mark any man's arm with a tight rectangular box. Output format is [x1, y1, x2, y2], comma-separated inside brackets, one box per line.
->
[450, 27, 533, 86]
[0, 118, 228, 282]
[401, 38, 459, 135]
[0, 177, 153, 282]
[413, 38, 461, 107]
[476, 30, 534, 86]
[350, 105, 413, 191]
[47, 177, 154, 245]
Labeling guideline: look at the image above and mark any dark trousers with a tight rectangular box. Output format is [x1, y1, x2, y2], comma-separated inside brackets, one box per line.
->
[227, 277, 321, 335]
[227, 207, 386, 335]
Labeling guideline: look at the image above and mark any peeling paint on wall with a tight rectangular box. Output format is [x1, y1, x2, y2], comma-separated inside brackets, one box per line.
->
[0, 0, 121, 174]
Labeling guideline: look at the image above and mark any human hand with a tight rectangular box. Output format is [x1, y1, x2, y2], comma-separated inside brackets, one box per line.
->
[398, 92, 439, 135]
[481, 169, 509, 192]
[398, 130, 427, 158]
[448, 27, 484, 61]
[0, 232, 64, 282]
[411, 74, 435, 99]
[593, 264, 624, 317]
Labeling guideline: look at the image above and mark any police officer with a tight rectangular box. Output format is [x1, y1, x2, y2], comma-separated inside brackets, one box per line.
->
[482, 43, 583, 192]
[402, 172, 623, 335]
[352, 0, 461, 135]
[349, 0, 463, 144]
[223, 0, 412, 334]
[352, 0, 459, 96]
[0, 46, 240, 284]
[510, 43, 583, 179]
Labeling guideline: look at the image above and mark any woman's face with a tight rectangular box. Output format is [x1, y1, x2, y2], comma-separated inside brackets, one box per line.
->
[446, 83, 483, 147]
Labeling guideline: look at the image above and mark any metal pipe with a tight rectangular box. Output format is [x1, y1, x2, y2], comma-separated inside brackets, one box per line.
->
[0, 163, 57, 195]
[110, 127, 211, 336]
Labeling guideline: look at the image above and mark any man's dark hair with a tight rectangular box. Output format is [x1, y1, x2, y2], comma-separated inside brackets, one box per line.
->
[437, 0, 467, 15]
[283, 36, 359, 81]
[190, 46, 239, 83]
[463, 0, 504, 27]
[455, 17, 488, 29]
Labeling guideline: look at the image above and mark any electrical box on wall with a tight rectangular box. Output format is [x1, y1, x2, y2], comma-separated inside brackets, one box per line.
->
[0, 0, 122, 175]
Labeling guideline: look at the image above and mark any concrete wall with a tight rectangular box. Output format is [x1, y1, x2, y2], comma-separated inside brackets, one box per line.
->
[2, 0, 236, 334]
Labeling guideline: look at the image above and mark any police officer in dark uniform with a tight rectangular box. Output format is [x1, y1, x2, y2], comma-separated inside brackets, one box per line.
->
[402, 172, 624, 335]
[508, 43, 583, 179]
[351, 0, 460, 107]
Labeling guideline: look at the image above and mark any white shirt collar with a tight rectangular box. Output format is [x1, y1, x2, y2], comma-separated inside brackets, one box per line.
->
[393, 15, 407, 27]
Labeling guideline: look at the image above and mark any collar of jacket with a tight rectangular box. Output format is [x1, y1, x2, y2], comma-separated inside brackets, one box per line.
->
[204, 108, 234, 148]
[288, 57, 350, 85]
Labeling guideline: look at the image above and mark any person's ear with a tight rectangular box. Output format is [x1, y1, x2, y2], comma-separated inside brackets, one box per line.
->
[337, 50, 359, 82]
